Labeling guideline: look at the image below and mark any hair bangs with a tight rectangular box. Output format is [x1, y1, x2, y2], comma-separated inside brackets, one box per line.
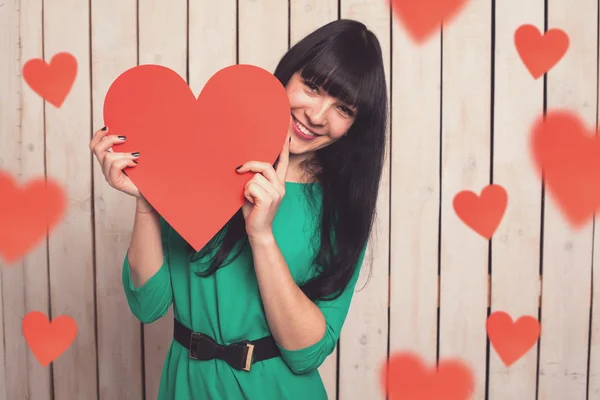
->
[298, 46, 373, 110]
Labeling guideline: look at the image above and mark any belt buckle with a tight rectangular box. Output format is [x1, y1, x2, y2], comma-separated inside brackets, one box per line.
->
[189, 332, 203, 360]
[242, 342, 255, 372]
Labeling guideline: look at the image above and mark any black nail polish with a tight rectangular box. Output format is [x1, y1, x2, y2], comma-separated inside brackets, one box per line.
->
[289, 137, 291, 143]
[132, 160, 138, 164]
[118, 136, 126, 140]
[132, 152, 140, 157]
[101, 126, 107, 131]
[236, 165, 242, 170]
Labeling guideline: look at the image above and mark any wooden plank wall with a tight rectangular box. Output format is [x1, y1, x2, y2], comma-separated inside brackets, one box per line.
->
[1, 0, 599, 399]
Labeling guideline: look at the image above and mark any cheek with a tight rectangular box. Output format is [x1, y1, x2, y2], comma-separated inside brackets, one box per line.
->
[329, 118, 354, 139]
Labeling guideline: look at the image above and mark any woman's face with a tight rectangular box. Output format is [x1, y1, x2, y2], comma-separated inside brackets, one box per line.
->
[285, 72, 357, 157]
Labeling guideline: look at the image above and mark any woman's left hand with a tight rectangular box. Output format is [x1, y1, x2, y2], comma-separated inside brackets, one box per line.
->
[237, 136, 291, 241]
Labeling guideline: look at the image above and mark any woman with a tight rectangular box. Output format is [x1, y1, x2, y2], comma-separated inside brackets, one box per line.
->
[90, 18, 387, 400]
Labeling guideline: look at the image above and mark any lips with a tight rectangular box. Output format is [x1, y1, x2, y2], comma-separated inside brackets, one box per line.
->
[292, 115, 318, 140]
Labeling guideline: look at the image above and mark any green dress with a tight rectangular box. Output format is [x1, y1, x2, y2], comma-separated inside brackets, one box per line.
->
[122, 182, 367, 399]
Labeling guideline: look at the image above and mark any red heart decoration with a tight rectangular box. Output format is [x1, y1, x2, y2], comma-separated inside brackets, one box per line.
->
[487, 311, 541, 367]
[390, 0, 469, 44]
[530, 110, 600, 227]
[22, 311, 78, 366]
[515, 24, 569, 79]
[103, 64, 290, 251]
[453, 184, 508, 239]
[22, 52, 78, 107]
[381, 352, 474, 400]
[0, 171, 67, 264]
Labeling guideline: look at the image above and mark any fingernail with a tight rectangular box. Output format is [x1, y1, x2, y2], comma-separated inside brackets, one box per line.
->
[132, 152, 140, 157]
[236, 165, 242, 170]
[289, 137, 291, 143]
[118, 136, 126, 140]
[133, 160, 138, 164]
[101, 126, 107, 131]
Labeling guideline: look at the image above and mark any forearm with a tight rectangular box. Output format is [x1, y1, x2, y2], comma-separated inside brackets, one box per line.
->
[127, 197, 164, 287]
[250, 234, 326, 350]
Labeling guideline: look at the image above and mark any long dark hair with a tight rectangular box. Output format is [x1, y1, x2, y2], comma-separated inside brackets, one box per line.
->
[185, 19, 388, 302]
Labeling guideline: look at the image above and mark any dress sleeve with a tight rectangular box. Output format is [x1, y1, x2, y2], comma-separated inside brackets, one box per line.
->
[276, 242, 368, 374]
[122, 214, 173, 324]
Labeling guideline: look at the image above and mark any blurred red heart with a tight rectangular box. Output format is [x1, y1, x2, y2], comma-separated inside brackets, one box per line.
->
[530, 110, 600, 227]
[453, 184, 508, 239]
[22, 311, 78, 366]
[381, 352, 474, 400]
[103, 64, 290, 251]
[22, 52, 77, 107]
[0, 172, 66, 264]
[487, 311, 541, 367]
[515, 24, 569, 79]
[390, 0, 469, 43]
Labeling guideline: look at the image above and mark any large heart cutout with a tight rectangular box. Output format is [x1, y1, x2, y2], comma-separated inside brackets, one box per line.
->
[22, 52, 78, 108]
[0, 171, 67, 265]
[381, 352, 474, 400]
[515, 24, 569, 80]
[22, 311, 78, 366]
[103, 64, 290, 251]
[530, 110, 600, 228]
[453, 184, 508, 239]
[487, 311, 541, 367]
[390, 0, 469, 44]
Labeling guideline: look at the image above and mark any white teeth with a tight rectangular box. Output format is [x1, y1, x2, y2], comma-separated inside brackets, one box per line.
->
[294, 117, 315, 136]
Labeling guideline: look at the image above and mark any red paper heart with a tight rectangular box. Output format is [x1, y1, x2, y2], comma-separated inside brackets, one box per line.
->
[103, 64, 290, 251]
[22, 52, 77, 107]
[390, 0, 469, 44]
[381, 352, 474, 400]
[453, 184, 507, 239]
[487, 311, 541, 367]
[0, 171, 67, 264]
[22, 311, 78, 366]
[515, 24, 569, 79]
[530, 110, 600, 227]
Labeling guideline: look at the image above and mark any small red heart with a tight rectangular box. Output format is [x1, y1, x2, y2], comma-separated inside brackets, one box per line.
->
[515, 25, 569, 79]
[390, 0, 469, 44]
[22, 311, 78, 367]
[453, 184, 507, 239]
[487, 311, 541, 367]
[0, 171, 67, 264]
[22, 52, 77, 107]
[381, 352, 474, 400]
[530, 110, 600, 227]
[103, 64, 290, 251]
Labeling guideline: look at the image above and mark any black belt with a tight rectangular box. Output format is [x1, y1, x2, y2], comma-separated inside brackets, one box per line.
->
[173, 318, 281, 372]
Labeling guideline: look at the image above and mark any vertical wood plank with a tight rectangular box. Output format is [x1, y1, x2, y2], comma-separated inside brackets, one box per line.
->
[0, 0, 26, 398]
[389, 3, 441, 368]
[290, 0, 337, 48]
[0, 0, 22, 397]
[2, 0, 53, 399]
[188, 0, 236, 96]
[238, 0, 288, 73]
[288, 2, 339, 398]
[488, 1, 543, 398]
[137, 1, 187, 398]
[538, 0, 597, 398]
[338, 2, 391, 399]
[91, 1, 142, 399]
[439, 0, 491, 398]
[43, 0, 97, 398]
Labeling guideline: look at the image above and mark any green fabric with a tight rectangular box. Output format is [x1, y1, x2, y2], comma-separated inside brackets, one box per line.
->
[122, 182, 367, 400]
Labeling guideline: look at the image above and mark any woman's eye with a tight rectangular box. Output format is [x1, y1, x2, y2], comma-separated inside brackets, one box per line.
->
[340, 106, 354, 117]
[305, 82, 318, 92]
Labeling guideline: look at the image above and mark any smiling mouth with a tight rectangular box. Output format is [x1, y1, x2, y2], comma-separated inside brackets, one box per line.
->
[292, 115, 318, 139]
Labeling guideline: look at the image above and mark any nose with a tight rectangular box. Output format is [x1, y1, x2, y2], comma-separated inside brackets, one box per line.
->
[305, 97, 335, 127]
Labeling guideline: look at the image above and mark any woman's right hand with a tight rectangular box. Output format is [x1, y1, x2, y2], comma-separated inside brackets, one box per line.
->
[89, 127, 141, 198]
